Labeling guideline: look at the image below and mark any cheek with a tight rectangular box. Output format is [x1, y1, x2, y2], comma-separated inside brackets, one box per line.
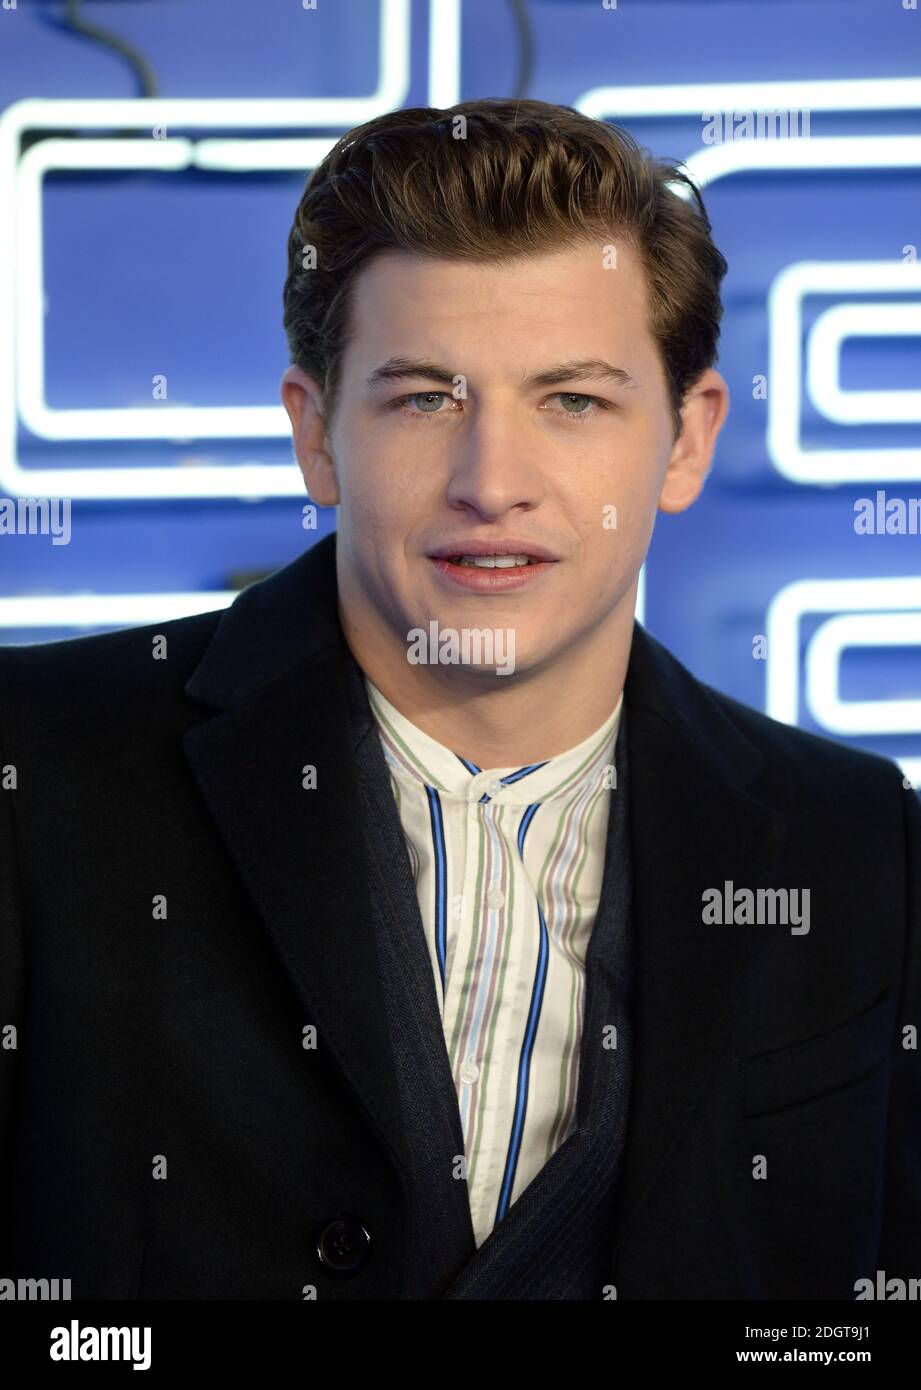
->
[570, 467, 653, 542]
[345, 441, 428, 518]
[609, 436, 672, 520]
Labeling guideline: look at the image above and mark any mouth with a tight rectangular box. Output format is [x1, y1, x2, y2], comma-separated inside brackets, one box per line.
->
[441, 554, 542, 569]
[428, 540, 559, 564]
[427, 549, 557, 591]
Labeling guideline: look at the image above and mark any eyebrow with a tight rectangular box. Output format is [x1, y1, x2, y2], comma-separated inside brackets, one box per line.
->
[365, 356, 638, 391]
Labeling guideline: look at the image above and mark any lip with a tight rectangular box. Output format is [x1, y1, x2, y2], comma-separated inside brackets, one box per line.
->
[427, 539, 559, 562]
[429, 555, 556, 592]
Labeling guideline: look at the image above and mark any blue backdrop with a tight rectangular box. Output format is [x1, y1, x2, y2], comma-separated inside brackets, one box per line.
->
[0, 0, 918, 785]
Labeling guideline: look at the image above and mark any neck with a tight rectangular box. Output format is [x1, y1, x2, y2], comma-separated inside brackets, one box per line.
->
[338, 588, 636, 768]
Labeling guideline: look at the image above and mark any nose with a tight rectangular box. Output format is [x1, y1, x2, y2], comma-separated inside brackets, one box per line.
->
[444, 410, 545, 519]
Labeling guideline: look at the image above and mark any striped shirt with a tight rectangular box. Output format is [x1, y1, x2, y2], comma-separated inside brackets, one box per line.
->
[363, 676, 623, 1248]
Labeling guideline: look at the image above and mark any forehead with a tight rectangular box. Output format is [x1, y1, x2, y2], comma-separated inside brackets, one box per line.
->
[344, 239, 657, 368]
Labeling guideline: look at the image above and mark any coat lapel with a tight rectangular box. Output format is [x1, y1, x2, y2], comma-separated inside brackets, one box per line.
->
[181, 533, 410, 1181]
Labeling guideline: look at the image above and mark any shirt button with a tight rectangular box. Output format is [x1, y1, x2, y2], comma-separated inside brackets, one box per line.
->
[485, 886, 505, 909]
[486, 778, 502, 797]
[460, 1057, 480, 1084]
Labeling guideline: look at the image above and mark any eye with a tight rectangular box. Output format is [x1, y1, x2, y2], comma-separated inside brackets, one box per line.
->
[543, 392, 612, 421]
[390, 389, 613, 421]
[393, 391, 457, 419]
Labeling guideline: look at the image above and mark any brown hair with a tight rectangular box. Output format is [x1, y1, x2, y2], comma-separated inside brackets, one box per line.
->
[283, 98, 728, 441]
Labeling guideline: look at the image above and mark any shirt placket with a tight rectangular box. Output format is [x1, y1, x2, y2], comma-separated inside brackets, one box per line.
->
[454, 776, 532, 1243]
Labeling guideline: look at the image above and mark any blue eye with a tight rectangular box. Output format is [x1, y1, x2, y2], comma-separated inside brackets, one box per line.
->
[554, 393, 610, 416]
[397, 391, 449, 416]
[391, 390, 612, 421]
[558, 393, 591, 414]
[545, 392, 613, 421]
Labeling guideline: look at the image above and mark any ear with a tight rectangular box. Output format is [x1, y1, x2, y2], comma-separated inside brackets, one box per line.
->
[280, 365, 340, 507]
[657, 368, 730, 514]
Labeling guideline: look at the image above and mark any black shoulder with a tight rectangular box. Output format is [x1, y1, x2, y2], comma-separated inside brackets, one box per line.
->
[704, 680, 908, 807]
[0, 608, 226, 736]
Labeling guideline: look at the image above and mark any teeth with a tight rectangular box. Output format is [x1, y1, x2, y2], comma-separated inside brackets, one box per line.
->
[455, 554, 532, 568]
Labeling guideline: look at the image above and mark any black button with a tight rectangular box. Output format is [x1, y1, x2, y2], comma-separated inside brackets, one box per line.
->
[314, 1212, 371, 1275]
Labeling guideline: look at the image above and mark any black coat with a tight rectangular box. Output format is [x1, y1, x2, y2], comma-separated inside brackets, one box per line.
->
[1, 531, 919, 1299]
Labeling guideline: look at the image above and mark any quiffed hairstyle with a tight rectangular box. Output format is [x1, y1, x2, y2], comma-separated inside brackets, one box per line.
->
[283, 98, 728, 440]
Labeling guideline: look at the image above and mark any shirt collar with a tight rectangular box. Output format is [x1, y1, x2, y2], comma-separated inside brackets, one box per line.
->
[363, 675, 623, 807]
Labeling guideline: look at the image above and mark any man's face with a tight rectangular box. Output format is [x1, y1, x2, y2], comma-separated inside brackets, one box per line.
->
[283, 238, 726, 685]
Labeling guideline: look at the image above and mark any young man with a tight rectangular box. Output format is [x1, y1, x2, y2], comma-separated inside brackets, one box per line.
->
[1, 99, 918, 1301]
